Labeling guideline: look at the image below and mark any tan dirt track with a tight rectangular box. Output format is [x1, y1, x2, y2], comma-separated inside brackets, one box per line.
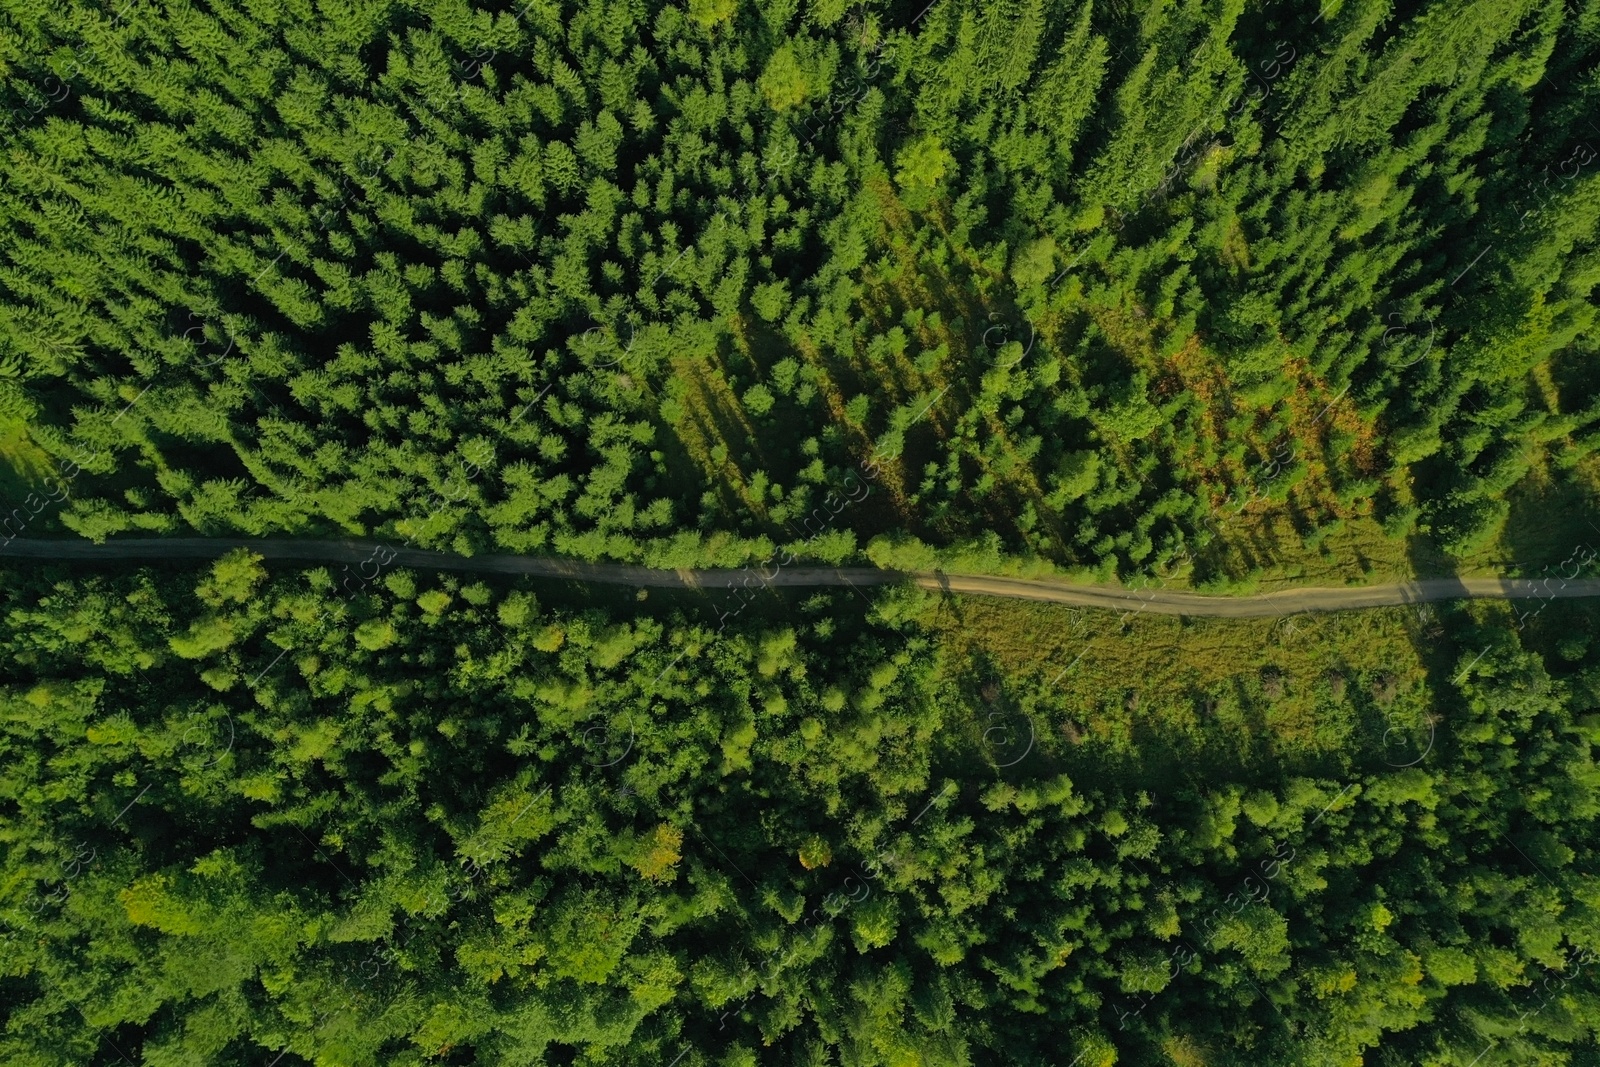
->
[4, 537, 1599, 617]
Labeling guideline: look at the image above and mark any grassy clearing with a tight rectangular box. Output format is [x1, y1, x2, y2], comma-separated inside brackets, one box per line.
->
[1197, 452, 1600, 591]
[915, 588, 1453, 791]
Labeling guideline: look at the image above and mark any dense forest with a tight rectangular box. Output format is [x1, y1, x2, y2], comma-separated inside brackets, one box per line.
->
[5, 0, 1600, 1064]
[2, 554, 1599, 1065]
[1, 0, 1597, 577]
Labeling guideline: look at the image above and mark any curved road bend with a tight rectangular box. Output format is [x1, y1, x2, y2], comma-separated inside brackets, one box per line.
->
[3, 536, 1599, 619]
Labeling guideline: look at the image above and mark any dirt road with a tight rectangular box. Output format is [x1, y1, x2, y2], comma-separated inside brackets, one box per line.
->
[5, 536, 1598, 617]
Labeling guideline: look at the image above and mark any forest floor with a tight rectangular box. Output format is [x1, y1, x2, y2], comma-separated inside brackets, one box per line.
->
[3, 536, 1598, 617]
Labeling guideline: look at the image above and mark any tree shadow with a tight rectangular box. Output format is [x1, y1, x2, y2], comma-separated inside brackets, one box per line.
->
[1498, 470, 1600, 577]
[934, 647, 1058, 780]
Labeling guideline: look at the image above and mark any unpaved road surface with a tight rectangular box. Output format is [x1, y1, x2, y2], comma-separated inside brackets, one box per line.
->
[3, 537, 1597, 617]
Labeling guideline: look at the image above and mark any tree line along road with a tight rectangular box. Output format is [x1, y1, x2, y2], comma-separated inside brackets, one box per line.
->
[4, 536, 1600, 618]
